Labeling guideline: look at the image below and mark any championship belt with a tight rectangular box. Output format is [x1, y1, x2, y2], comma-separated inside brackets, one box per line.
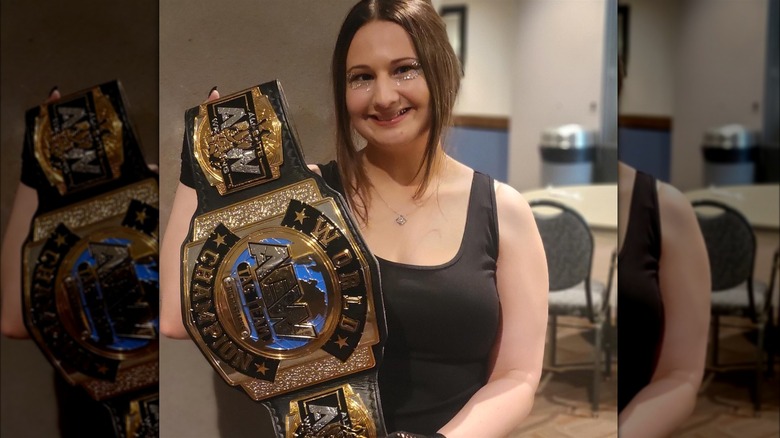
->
[180, 80, 388, 437]
[21, 81, 160, 438]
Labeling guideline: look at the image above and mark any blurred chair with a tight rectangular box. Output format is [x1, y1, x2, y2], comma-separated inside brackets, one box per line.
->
[530, 199, 616, 414]
[693, 200, 776, 412]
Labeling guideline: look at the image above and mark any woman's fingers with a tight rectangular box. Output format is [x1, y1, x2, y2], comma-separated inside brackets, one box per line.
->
[206, 86, 219, 102]
[44, 86, 60, 104]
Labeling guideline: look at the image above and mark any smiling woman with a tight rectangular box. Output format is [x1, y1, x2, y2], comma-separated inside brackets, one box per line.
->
[317, 1, 548, 437]
[344, 21, 431, 155]
[159, 1, 548, 437]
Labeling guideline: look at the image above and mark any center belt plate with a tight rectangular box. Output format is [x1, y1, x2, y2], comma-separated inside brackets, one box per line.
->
[181, 81, 387, 438]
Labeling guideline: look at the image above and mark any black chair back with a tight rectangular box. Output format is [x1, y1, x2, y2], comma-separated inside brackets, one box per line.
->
[530, 199, 595, 321]
[693, 199, 757, 317]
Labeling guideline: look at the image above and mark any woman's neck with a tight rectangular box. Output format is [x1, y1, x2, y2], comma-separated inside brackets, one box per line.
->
[362, 143, 443, 187]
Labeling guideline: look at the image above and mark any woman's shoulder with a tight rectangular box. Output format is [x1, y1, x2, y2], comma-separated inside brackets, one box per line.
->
[307, 160, 340, 177]
[446, 158, 531, 219]
[494, 182, 534, 234]
[657, 180, 698, 240]
[473, 166, 530, 219]
[307, 164, 322, 176]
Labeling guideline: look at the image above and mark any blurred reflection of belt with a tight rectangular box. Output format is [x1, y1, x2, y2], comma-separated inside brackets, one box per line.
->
[22, 80, 159, 438]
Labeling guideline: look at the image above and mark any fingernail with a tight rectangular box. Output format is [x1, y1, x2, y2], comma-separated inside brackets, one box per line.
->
[49, 85, 58, 96]
[208, 86, 217, 97]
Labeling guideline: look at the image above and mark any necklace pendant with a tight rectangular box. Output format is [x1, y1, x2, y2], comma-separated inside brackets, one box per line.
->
[395, 215, 407, 225]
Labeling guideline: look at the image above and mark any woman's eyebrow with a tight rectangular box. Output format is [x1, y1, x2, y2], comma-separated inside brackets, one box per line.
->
[347, 57, 420, 72]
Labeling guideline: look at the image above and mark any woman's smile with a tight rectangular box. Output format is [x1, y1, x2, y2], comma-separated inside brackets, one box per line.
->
[346, 20, 431, 151]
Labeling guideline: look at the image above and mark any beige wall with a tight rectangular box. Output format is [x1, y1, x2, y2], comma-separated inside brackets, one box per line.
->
[0, 1, 158, 437]
[620, 0, 768, 190]
[618, 0, 678, 116]
[671, 0, 767, 190]
[158, 1, 355, 436]
[510, 0, 607, 191]
[439, 0, 518, 117]
[617, 0, 768, 190]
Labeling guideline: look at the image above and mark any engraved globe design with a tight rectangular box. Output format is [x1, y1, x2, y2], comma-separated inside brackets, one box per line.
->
[218, 228, 340, 359]
[59, 230, 159, 355]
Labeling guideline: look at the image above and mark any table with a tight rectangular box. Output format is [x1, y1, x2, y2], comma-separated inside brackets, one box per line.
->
[521, 184, 618, 230]
[684, 185, 779, 230]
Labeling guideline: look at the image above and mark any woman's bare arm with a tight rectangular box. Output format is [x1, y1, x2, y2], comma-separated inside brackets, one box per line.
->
[438, 182, 548, 438]
[0, 183, 39, 338]
[618, 183, 710, 437]
[1, 90, 61, 338]
[159, 182, 198, 339]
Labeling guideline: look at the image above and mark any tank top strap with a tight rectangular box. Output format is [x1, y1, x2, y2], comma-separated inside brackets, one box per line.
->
[626, 170, 662, 259]
[318, 160, 345, 196]
[463, 171, 500, 262]
[318, 162, 499, 262]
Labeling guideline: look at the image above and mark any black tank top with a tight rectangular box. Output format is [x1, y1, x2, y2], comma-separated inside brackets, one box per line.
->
[318, 161, 501, 433]
[617, 170, 664, 412]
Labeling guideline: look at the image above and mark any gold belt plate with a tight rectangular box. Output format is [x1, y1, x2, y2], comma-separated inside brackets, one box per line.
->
[182, 179, 380, 401]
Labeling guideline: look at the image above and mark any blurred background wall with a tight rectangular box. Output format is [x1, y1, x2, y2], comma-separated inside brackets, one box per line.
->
[618, 0, 773, 189]
[436, 0, 612, 190]
[0, 1, 159, 437]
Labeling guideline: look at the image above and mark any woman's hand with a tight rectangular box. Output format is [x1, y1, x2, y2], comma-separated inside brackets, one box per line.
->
[159, 87, 219, 339]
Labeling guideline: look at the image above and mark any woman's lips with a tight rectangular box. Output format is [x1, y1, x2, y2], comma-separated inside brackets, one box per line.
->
[370, 108, 410, 126]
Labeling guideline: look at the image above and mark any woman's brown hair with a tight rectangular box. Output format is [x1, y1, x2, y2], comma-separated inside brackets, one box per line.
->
[332, 0, 462, 221]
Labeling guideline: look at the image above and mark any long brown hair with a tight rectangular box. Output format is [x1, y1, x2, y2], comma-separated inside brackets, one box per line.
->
[332, 0, 461, 221]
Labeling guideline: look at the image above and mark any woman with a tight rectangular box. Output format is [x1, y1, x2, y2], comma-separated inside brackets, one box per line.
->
[161, 1, 548, 437]
[617, 55, 711, 436]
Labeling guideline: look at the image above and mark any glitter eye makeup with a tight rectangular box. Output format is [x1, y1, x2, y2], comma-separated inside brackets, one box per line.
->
[347, 72, 373, 90]
[392, 61, 423, 84]
[347, 60, 423, 92]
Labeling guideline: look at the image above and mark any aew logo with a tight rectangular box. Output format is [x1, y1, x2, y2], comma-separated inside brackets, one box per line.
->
[39, 90, 120, 193]
[53, 106, 103, 175]
[208, 106, 267, 176]
[204, 91, 276, 192]
[65, 240, 157, 347]
[224, 241, 317, 344]
[291, 386, 371, 438]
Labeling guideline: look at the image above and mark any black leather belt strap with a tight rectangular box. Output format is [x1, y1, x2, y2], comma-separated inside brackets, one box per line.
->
[181, 80, 387, 438]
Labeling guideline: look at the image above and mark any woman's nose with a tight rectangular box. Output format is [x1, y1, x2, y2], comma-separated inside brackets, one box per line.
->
[371, 75, 400, 108]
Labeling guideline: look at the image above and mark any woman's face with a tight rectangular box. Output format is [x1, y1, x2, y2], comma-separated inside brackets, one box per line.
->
[345, 20, 431, 152]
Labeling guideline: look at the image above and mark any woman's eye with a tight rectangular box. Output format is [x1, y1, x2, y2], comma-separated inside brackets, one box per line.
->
[393, 63, 422, 81]
[347, 73, 373, 90]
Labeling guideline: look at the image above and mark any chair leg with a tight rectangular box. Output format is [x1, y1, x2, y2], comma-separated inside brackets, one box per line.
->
[605, 308, 612, 378]
[754, 323, 765, 413]
[711, 315, 720, 368]
[767, 308, 775, 377]
[592, 324, 603, 415]
[550, 315, 557, 368]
